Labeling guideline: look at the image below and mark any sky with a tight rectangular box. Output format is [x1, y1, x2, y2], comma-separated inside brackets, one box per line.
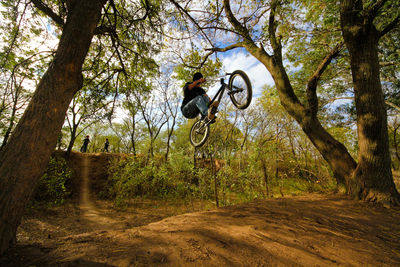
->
[214, 50, 274, 99]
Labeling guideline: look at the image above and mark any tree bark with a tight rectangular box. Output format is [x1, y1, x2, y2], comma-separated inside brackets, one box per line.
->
[261, 159, 270, 198]
[340, 0, 400, 204]
[394, 123, 400, 164]
[66, 125, 78, 156]
[0, 107, 16, 151]
[0, 0, 106, 255]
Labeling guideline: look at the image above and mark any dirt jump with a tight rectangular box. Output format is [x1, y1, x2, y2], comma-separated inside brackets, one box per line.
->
[1, 153, 400, 266]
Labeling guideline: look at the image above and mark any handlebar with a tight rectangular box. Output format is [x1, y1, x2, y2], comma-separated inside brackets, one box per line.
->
[206, 73, 232, 84]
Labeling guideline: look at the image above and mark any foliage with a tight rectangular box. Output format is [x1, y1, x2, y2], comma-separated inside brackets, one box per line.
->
[0, 1, 47, 149]
[105, 144, 337, 208]
[106, 154, 203, 207]
[173, 49, 223, 87]
[33, 156, 72, 205]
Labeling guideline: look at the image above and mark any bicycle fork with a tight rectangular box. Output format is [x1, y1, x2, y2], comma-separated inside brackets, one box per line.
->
[196, 119, 212, 133]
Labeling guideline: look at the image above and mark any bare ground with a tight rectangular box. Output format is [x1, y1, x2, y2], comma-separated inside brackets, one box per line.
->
[1, 153, 400, 266]
[1, 193, 400, 266]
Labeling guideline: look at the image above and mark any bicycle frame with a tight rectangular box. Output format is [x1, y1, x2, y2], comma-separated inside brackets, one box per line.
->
[209, 72, 245, 107]
[194, 78, 228, 130]
[209, 76, 229, 107]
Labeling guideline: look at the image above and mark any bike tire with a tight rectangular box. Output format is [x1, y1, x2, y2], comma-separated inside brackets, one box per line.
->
[228, 70, 252, 109]
[190, 119, 210, 147]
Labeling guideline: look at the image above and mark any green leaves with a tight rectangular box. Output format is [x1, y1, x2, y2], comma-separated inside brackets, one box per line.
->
[33, 156, 72, 205]
[173, 49, 223, 88]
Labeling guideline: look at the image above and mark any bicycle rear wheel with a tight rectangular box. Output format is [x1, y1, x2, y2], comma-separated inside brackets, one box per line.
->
[228, 70, 252, 109]
[190, 119, 210, 147]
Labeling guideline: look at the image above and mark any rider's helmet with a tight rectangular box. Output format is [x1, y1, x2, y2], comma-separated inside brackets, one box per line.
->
[193, 72, 203, 81]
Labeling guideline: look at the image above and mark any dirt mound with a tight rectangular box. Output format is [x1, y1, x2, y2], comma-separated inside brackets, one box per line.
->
[2, 194, 400, 266]
[58, 151, 130, 197]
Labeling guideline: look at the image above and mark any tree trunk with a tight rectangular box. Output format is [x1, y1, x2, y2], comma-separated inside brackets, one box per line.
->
[66, 125, 78, 156]
[0, 0, 106, 255]
[0, 85, 22, 151]
[0, 112, 16, 151]
[211, 153, 219, 208]
[234, 27, 358, 191]
[340, 0, 400, 204]
[130, 115, 136, 156]
[394, 124, 400, 164]
[165, 117, 176, 162]
[261, 159, 270, 198]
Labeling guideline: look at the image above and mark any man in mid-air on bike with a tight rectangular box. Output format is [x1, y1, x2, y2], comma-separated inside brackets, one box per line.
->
[181, 72, 218, 122]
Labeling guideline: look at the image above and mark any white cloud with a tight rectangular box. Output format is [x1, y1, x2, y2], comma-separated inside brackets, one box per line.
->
[207, 51, 274, 99]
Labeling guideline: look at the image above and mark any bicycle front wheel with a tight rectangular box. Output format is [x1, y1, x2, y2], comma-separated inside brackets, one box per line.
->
[228, 70, 252, 109]
[190, 120, 210, 147]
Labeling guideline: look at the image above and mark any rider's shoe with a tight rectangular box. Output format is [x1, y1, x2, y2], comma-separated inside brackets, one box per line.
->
[209, 117, 217, 124]
[208, 101, 219, 120]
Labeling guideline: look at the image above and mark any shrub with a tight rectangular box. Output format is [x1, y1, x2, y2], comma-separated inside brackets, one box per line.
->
[33, 156, 72, 205]
[106, 154, 217, 207]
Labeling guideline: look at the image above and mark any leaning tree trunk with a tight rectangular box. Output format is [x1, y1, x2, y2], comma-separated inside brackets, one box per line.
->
[0, 0, 106, 255]
[340, 0, 400, 204]
[66, 124, 78, 156]
[255, 49, 358, 190]
[222, 0, 399, 203]
[222, 0, 357, 192]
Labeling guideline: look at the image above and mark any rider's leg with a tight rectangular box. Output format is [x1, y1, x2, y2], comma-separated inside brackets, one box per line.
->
[182, 96, 203, 118]
[182, 95, 210, 119]
[208, 100, 219, 120]
[195, 95, 210, 119]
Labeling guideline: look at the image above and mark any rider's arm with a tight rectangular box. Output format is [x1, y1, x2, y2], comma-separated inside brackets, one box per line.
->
[204, 94, 211, 101]
[188, 78, 206, 90]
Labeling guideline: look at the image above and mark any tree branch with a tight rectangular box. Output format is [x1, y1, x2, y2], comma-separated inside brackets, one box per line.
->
[386, 100, 400, 112]
[380, 61, 400, 67]
[205, 42, 245, 53]
[127, 0, 151, 25]
[306, 42, 344, 116]
[364, 0, 387, 24]
[169, 0, 213, 46]
[379, 14, 400, 38]
[268, 0, 281, 56]
[93, 24, 127, 75]
[200, 42, 244, 68]
[222, 0, 251, 41]
[31, 0, 64, 27]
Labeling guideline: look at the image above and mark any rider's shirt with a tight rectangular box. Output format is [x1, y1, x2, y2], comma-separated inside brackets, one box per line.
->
[83, 138, 90, 146]
[181, 82, 206, 108]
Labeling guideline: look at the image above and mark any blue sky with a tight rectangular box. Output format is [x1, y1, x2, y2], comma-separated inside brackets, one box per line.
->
[207, 49, 274, 99]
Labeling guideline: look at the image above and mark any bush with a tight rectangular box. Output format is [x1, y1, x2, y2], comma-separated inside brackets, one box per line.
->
[33, 156, 72, 205]
[106, 154, 217, 207]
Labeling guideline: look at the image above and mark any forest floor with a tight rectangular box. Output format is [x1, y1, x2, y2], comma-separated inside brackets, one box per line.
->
[1, 153, 400, 266]
[2, 194, 400, 266]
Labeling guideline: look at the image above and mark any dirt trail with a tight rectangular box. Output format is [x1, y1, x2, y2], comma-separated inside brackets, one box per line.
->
[79, 154, 117, 230]
[1, 193, 399, 266]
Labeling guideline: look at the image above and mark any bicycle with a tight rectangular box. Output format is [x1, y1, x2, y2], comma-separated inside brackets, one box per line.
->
[189, 70, 252, 147]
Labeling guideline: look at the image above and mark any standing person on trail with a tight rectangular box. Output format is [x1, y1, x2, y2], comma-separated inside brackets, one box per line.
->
[103, 138, 109, 152]
[181, 72, 219, 121]
[80, 135, 90, 153]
